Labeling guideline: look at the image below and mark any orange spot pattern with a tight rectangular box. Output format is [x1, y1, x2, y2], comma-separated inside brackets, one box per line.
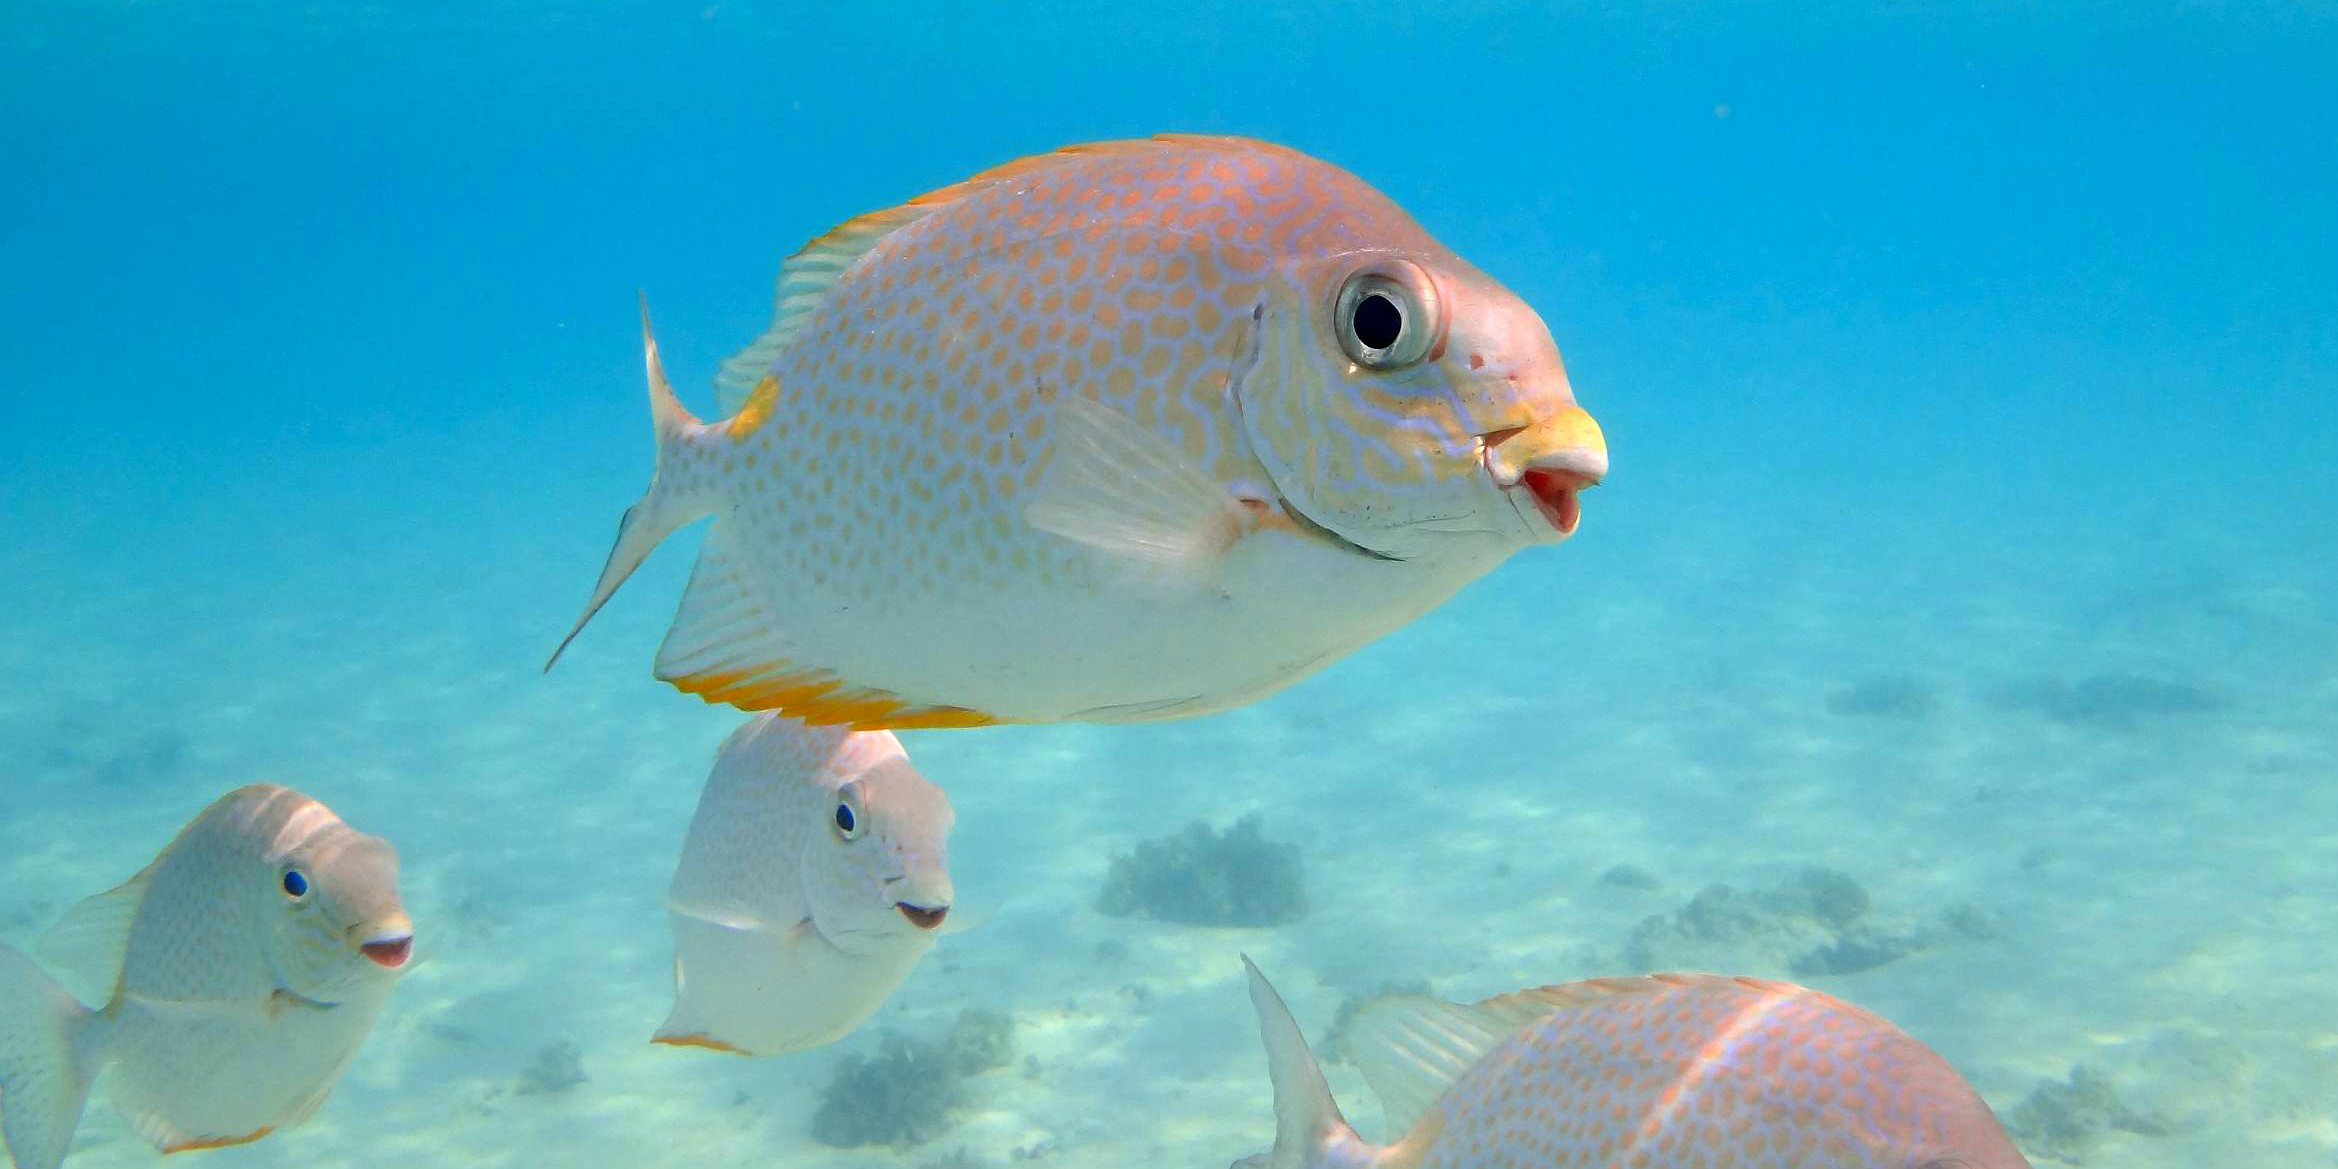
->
[658, 136, 1517, 722]
[1407, 974, 2026, 1168]
[709, 137, 1438, 598]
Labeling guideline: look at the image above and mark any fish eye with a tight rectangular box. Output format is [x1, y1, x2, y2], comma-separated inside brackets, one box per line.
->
[1353, 293, 1403, 350]
[281, 868, 310, 900]
[832, 789, 865, 842]
[1334, 260, 1443, 371]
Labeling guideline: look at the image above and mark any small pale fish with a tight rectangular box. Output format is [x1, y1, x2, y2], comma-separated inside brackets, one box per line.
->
[0, 785, 412, 1169]
[550, 134, 1608, 729]
[653, 712, 954, 1057]
[1233, 958, 2033, 1169]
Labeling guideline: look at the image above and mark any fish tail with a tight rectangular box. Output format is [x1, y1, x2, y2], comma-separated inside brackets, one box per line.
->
[545, 293, 724, 671]
[1235, 956, 1389, 1169]
[0, 944, 101, 1169]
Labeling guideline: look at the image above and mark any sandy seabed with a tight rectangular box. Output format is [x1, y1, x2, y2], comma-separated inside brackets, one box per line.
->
[2, 500, 2332, 1169]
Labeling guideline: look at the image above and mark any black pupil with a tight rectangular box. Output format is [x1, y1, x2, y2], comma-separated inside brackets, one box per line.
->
[1352, 292, 1403, 351]
[283, 870, 306, 896]
[835, 804, 855, 834]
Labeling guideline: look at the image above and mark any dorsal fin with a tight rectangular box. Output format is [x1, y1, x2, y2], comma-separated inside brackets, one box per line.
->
[712, 200, 933, 414]
[1345, 972, 1791, 1133]
[1341, 993, 1516, 1133]
[37, 867, 155, 1005]
[712, 134, 1283, 415]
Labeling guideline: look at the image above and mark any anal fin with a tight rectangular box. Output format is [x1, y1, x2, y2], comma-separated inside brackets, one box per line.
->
[650, 522, 1001, 730]
[650, 1032, 751, 1056]
[159, 1126, 276, 1155]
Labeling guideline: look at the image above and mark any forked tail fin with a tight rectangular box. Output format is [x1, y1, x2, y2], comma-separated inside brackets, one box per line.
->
[545, 294, 722, 671]
[1233, 955, 1391, 1169]
[0, 944, 102, 1169]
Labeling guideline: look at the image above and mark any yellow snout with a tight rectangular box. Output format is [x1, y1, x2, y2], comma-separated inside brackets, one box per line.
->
[1484, 405, 1607, 487]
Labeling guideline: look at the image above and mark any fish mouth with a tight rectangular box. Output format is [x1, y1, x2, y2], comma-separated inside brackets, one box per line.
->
[896, 903, 950, 931]
[1518, 467, 1590, 536]
[1481, 406, 1606, 542]
[359, 933, 414, 969]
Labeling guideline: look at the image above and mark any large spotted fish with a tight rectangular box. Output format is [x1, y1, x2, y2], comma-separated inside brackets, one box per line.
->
[552, 135, 1608, 728]
[0, 785, 413, 1169]
[1233, 958, 2033, 1169]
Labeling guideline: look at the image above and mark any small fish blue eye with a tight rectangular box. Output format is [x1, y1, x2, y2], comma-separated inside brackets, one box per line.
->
[282, 869, 309, 898]
[833, 803, 856, 836]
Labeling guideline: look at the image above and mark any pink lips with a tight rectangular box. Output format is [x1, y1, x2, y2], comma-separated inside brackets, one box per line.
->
[360, 935, 413, 969]
[1520, 467, 1590, 536]
[897, 904, 949, 930]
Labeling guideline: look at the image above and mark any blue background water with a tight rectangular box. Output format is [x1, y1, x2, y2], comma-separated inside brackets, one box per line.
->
[4, 2, 2335, 1167]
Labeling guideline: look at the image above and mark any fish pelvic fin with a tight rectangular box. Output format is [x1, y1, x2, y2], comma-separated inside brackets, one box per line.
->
[1235, 956, 1400, 1169]
[0, 944, 104, 1169]
[546, 293, 724, 672]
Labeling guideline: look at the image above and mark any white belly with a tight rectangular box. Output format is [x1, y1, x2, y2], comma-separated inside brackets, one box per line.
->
[764, 524, 1511, 723]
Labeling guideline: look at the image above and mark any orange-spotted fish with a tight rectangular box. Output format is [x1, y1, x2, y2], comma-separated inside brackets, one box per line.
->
[1233, 958, 2033, 1169]
[653, 713, 954, 1057]
[550, 134, 1608, 729]
[0, 785, 412, 1169]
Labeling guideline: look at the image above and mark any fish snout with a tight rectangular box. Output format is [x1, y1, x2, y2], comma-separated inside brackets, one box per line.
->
[1480, 405, 1607, 539]
[354, 916, 415, 970]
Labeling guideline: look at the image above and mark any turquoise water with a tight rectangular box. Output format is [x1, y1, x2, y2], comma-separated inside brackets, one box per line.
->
[4, 2, 2336, 1166]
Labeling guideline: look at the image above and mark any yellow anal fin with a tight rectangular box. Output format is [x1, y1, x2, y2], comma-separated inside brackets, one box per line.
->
[666, 665, 842, 711]
[664, 664, 999, 731]
[878, 706, 1001, 730]
[651, 1033, 752, 1056]
[652, 521, 1002, 730]
[162, 1126, 276, 1154]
